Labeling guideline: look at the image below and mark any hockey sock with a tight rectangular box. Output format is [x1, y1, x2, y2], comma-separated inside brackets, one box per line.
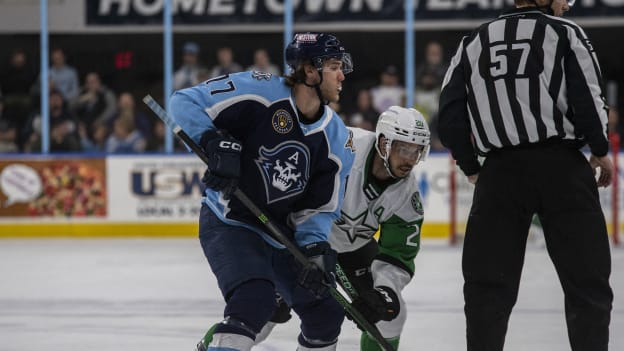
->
[208, 332, 254, 351]
[296, 340, 337, 351]
[360, 331, 400, 351]
[254, 321, 276, 344]
[196, 323, 219, 351]
[297, 333, 338, 350]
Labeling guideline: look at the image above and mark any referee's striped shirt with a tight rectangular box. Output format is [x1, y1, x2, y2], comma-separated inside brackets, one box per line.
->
[438, 7, 609, 176]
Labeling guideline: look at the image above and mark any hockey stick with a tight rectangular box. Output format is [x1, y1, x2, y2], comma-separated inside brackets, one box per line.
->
[335, 263, 359, 299]
[336, 262, 393, 346]
[143, 95, 395, 351]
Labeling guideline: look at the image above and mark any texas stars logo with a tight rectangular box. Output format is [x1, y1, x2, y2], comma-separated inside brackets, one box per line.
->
[335, 211, 378, 244]
[411, 192, 423, 215]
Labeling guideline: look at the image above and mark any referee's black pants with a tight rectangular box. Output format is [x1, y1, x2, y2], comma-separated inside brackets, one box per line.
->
[463, 144, 613, 351]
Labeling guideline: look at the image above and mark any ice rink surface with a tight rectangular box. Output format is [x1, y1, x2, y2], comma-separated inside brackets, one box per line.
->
[1, 237, 622, 351]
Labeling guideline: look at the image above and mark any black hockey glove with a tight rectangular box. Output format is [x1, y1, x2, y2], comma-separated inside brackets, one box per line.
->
[349, 286, 400, 325]
[297, 241, 337, 298]
[200, 129, 242, 196]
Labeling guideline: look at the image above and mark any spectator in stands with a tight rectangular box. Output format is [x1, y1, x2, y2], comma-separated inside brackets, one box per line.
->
[415, 41, 448, 94]
[0, 88, 19, 152]
[1, 49, 37, 99]
[113, 92, 152, 141]
[144, 119, 188, 153]
[25, 89, 82, 152]
[246, 48, 280, 76]
[42, 48, 80, 102]
[348, 88, 379, 131]
[145, 120, 166, 152]
[105, 113, 146, 153]
[415, 42, 447, 116]
[70, 72, 117, 140]
[174, 41, 205, 90]
[79, 119, 109, 153]
[196, 67, 211, 83]
[209, 46, 242, 78]
[370, 65, 405, 113]
[1, 49, 37, 148]
[415, 41, 449, 151]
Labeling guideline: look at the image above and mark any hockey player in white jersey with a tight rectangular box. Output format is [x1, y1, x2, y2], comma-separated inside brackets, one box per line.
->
[332, 105, 430, 351]
[257, 105, 430, 350]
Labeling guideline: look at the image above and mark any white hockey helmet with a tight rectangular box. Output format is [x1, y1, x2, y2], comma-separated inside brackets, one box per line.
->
[375, 106, 431, 172]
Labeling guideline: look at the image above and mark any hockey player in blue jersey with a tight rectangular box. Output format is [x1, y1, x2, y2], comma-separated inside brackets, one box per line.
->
[168, 33, 355, 351]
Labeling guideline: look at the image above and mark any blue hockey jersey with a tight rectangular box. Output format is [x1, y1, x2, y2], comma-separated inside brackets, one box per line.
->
[169, 71, 355, 248]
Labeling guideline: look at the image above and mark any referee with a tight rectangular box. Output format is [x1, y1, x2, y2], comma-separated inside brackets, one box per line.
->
[438, 0, 614, 350]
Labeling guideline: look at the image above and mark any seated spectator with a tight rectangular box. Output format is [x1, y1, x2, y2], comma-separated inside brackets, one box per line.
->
[25, 89, 82, 152]
[370, 65, 405, 113]
[79, 120, 109, 153]
[145, 120, 165, 152]
[209, 47, 242, 78]
[113, 92, 152, 140]
[0, 89, 19, 152]
[143, 120, 186, 153]
[174, 42, 206, 90]
[70, 72, 117, 140]
[246, 48, 280, 76]
[105, 113, 146, 153]
[348, 88, 379, 131]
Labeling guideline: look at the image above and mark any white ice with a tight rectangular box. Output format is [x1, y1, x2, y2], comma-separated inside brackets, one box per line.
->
[1, 238, 622, 351]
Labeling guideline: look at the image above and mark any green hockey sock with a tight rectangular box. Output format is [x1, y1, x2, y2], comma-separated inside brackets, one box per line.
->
[360, 331, 400, 351]
[200, 323, 219, 346]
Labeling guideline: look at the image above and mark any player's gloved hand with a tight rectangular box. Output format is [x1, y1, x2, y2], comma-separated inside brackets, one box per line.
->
[349, 286, 400, 324]
[200, 129, 242, 197]
[297, 241, 337, 298]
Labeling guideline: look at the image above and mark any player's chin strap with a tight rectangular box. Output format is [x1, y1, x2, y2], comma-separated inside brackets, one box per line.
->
[303, 70, 328, 105]
[375, 138, 400, 179]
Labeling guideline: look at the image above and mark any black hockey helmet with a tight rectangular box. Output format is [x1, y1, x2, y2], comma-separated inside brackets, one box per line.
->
[285, 32, 353, 74]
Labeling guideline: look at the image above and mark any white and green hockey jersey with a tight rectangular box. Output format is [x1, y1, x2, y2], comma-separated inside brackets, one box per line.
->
[329, 127, 424, 278]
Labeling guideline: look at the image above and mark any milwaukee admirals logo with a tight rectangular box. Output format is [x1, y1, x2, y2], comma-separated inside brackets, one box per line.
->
[255, 141, 310, 204]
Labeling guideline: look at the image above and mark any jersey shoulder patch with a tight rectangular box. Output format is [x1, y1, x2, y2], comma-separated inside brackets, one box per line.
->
[344, 129, 356, 153]
[410, 191, 424, 215]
